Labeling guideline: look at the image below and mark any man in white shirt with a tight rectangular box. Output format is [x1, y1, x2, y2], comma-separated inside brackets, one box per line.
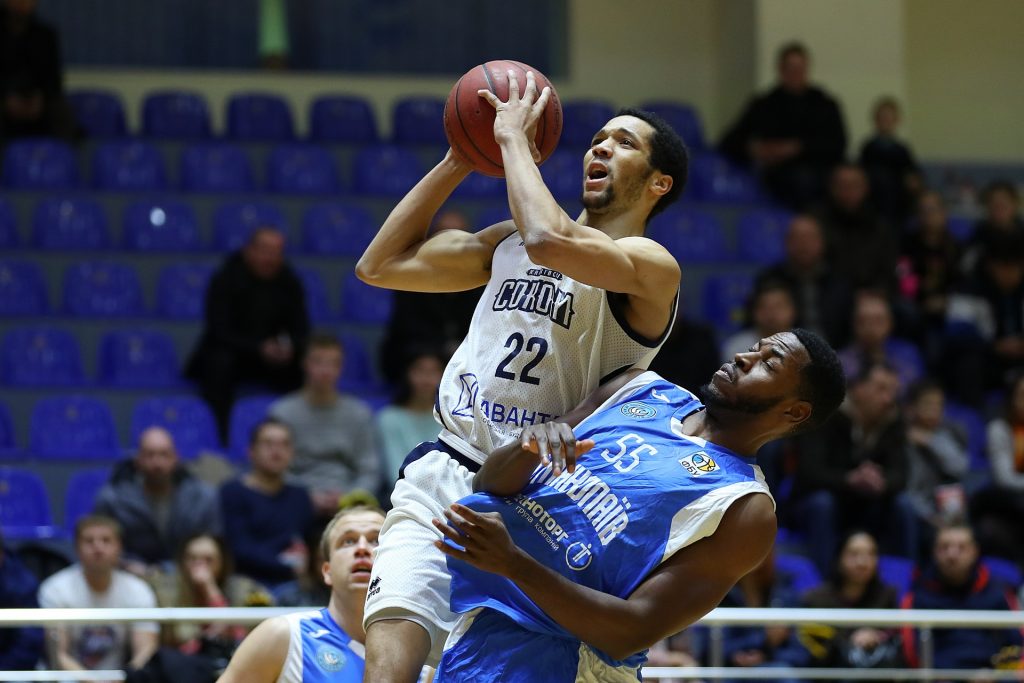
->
[38, 515, 160, 674]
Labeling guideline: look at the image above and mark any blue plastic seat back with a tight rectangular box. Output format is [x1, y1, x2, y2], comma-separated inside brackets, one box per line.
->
[63, 261, 145, 318]
[648, 208, 730, 264]
[736, 209, 793, 265]
[774, 553, 823, 595]
[391, 97, 447, 145]
[2, 139, 79, 190]
[944, 400, 988, 471]
[64, 467, 113, 530]
[31, 196, 110, 250]
[68, 89, 127, 138]
[179, 143, 255, 193]
[98, 330, 182, 388]
[92, 141, 168, 192]
[0, 260, 49, 315]
[293, 266, 333, 323]
[539, 149, 583, 201]
[123, 199, 202, 252]
[878, 554, 915, 596]
[560, 100, 616, 147]
[267, 144, 341, 195]
[337, 333, 378, 394]
[351, 145, 425, 197]
[213, 201, 288, 251]
[142, 91, 212, 140]
[638, 100, 706, 151]
[340, 272, 394, 324]
[131, 396, 220, 460]
[691, 153, 762, 204]
[156, 263, 215, 320]
[701, 272, 755, 334]
[228, 395, 278, 462]
[227, 93, 295, 142]
[309, 95, 378, 144]
[301, 202, 375, 257]
[0, 468, 56, 540]
[30, 395, 120, 460]
[0, 198, 17, 248]
[1, 326, 85, 387]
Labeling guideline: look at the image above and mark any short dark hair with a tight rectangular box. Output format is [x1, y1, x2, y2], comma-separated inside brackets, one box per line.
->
[248, 416, 292, 447]
[790, 328, 846, 434]
[616, 107, 689, 221]
[777, 41, 810, 66]
[307, 331, 343, 354]
[982, 180, 1019, 205]
[75, 514, 122, 544]
[906, 378, 943, 405]
[852, 358, 898, 387]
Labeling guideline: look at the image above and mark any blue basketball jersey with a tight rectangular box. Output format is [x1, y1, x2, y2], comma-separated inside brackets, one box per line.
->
[277, 608, 364, 683]
[437, 372, 773, 681]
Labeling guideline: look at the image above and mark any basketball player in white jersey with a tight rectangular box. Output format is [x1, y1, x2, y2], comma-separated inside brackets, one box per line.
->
[356, 70, 689, 683]
[216, 506, 383, 683]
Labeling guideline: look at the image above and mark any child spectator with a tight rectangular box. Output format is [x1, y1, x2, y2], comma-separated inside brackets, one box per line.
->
[859, 97, 922, 227]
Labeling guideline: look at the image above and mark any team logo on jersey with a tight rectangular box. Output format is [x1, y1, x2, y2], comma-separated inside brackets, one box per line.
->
[565, 541, 594, 571]
[316, 645, 346, 672]
[451, 373, 480, 418]
[620, 402, 657, 419]
[679, 451, 719, 476]
[492, 278, 576, 329]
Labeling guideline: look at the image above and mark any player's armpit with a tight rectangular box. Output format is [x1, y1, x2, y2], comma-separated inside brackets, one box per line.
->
[216, 616, 290, 683]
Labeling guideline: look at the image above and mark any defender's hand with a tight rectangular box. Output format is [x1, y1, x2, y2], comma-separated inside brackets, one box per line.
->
[433, 503, 523, 578]
[521, 422, 595, 477]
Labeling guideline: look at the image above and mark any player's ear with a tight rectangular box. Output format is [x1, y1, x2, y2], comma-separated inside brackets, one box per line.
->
[649, 172, 672, 198]
[784, 400, 812, 428]
[321, 561, 332, 588]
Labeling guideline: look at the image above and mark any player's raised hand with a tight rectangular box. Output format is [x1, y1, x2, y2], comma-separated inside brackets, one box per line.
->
[521, 422, 594, 477]
[432, 503, 523, 578]
[478, 70, 551, 161]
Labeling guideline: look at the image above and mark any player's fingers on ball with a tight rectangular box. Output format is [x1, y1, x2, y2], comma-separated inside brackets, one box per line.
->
[507, 70, 520, 99]
[533, 87, 551, 115]
[524, 71, 537, 99]
[477, 89, 500, 108]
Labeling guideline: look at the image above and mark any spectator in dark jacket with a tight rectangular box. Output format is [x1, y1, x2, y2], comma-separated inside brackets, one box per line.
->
[0, 534, 44, 670]
[858, 97, 921, 228]
[185, 227, 310, 440]
[901, 524, 1023, 670]
[94, 427, 221, 572]
[791, 362, 915, 574]
[900, 191, 962, 346]
[719, 42, 847, 209]
[961, 181, 1024, 277]
[219, 418, 314, 590]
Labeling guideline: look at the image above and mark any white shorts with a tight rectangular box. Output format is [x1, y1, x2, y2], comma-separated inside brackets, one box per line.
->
[363, 439, 477, 666]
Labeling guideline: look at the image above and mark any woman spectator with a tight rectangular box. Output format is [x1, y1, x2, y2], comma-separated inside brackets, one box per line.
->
[375, 347, 446, 487]
[801, 531, 902, 673]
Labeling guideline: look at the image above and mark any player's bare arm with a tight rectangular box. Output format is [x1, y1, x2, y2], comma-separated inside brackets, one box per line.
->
[355, 151, 515, 293]
[434, 492, 776, 662]
[216, 616, 289, 683]
[479, 71, 680, 341]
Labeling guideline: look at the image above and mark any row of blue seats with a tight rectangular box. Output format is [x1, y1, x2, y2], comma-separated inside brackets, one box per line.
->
[0, 194, 814, 264]
[66, 90, 709, 149]
[0, 326, 380, 390]
[1, 139, 757, 202]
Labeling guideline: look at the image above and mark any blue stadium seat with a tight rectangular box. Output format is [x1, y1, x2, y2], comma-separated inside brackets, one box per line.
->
[213, 201, 288, 251]
[0, 400, 19, 460]
[946, 215, 974, 243]
[0, 198, 17, 248]
[30, 395, 119, 460]
[309, 95, 378, 144]
[701, 272, 754, 334]
[736, 209, 793, 265]
[123, 199, 202, 252]
[476, 203, 513, 228]
[690, 153, 762, 204]
[63, 261, 145, 318]
[539, 149, 584, 200]
[774, 553, 822, 594]
[451, 172, 505, 199]
[878, 554, 915, 596]
[68, 89, 127, 138]
[131, 397, 219, 459]
[560, 99, 616, 147]
[179, 143, 256, 193]
[64, 467, 112, 531]
[156, 263, 214, 320]
[267, 144, 341, 195]
[301, 202, 375, 257]
[293, 266, 333, 323]
[337, 333, 378, 394]
[142, 91, 212, 140]
[1, 327, 84, 387]
[1, 139, 79, 190]
[647, 208, 730, 264]
[340, 272, 393, 324]
[92, 141, 168, 192]
[226, 93, 295, 142]
[982, 556, 1022, 589]
[0, 468, 59, 540]
[351, 145, 425, 197]
[98, 330, 182, 388]
[228, 395, 278, 462]
[391, 96, 447, 145]
[944, 400, 988, 471]
[638, 100, 706, 151]
[32, 196, 110, 250]
[0, 261, 49, 315]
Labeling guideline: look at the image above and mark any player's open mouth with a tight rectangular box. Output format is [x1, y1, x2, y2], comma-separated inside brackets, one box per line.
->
[715, 364, 735, 382]
[351, 563, 373, 578]
[585, 165, 609, 190]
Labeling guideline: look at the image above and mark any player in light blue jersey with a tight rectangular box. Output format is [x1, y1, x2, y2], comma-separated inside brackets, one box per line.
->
[431, 329, 846, 682]
[217, 505, 383, 683]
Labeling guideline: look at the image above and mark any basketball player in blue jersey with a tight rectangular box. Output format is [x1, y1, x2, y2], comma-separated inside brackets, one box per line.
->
[216, 506, 383, 683]
[357, 71, 689, 681]
[430, 330, 846, 681]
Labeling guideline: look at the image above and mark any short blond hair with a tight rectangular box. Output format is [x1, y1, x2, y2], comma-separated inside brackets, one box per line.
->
[74, 514, 122, 544]
[319, 504, 384, 560]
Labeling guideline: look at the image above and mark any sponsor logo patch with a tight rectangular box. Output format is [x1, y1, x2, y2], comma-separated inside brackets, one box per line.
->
[620, 402, 657, 419]
[316, 645, 346, 672]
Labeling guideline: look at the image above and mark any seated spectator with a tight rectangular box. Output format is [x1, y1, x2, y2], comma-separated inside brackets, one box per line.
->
[273, 518, 331, 608]
[376, 347, 446, 487]
[379, 209, 481, 385]
[648, 306, 721, 395]
[970, 372, 1024, 564]
[901, 523, 1022, 670]
[791, 361, 915, 574]
[720, 547, 810, 679]
[220, 417, 314, 590]
[0, 531, 44, 670]
[904, 380, 970, 559]
[0, 0, 76, 142]
[755, 214, 854, 346]
[94, 426, 221, 572]
[815, 163, 899, 294]
[150, 533, 271, 673]
[185, 227, 310, 440]
[802, 530, 902, 670]
[646, 629, 705, 683]
[839, 290, 923, 391]
[718, 41, 847, 209]
[38, 515, 159, 675]
[721, 280, 798, 361]
[858, 97, 922, 227]
[270, 333, 382, 516]
[961, 180, 1024, 276]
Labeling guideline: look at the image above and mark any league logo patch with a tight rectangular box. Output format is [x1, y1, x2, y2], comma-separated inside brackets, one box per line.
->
[565, 541, 594, 571]
[620, 402, 657, 419]
[316, 645, 346, 672]
[679, 451, 719, 476]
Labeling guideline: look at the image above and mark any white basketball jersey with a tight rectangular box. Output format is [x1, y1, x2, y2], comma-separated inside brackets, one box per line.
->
[436, 230, 676, 463]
